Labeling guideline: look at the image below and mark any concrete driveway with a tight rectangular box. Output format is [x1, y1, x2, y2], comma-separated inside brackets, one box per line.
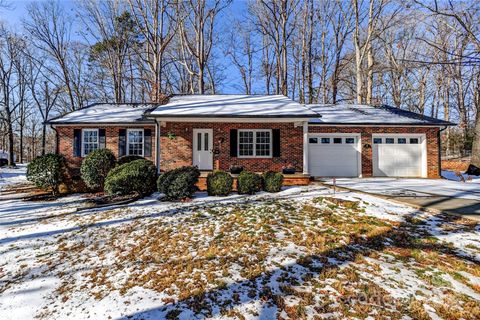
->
[320, 177, 480, 221]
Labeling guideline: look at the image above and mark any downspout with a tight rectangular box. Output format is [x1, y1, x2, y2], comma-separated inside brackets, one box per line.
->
[155, 119, 161, 174]
[438, 126, 448, 178]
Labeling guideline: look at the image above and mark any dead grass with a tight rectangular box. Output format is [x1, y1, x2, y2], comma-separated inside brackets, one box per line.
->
[13, 193, 479, 319]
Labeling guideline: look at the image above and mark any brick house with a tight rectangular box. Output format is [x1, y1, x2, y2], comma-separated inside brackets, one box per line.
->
[46, 95, 453, 183]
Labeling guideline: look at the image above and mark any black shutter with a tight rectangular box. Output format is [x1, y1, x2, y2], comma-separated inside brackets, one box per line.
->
[99, 129, 106, 149]
[144, 129, 152, 157]
[272, 129, 281, 157]
[230, 129, 238, 157]
[73, 129, 82, 157]
[118, 129, 126, 157]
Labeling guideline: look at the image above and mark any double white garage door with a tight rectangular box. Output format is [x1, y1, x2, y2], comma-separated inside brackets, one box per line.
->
[308, 134, 426, 178]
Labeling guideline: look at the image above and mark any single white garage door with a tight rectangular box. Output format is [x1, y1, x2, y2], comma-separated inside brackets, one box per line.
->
[308, 134, 360, 177]
[372, 135, 425, 177]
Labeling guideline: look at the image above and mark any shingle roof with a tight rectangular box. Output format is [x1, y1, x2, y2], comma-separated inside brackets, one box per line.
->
[46, 103, 157, 124]
[147, 95, 318, 118]
[307, 104, 454, 126]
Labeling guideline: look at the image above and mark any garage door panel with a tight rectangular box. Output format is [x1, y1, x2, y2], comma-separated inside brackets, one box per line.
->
[309, 136, 360, 177]
[373, 137, 423, 177]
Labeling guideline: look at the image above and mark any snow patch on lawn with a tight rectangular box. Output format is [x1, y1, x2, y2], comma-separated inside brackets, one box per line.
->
[0, 164, 27, 188]
[0, 184, 479, 319]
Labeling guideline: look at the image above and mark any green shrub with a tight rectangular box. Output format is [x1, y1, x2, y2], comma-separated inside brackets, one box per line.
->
[207, 171, 233, 196]
[237, 171, 262, 195]
[157, 166, 200, 200]
[117, 155, 145, 166]
[263, 171, 284, 193]
[80, 149, 116, 190]
[26, 154, 65, 194]
[104, 159, 157, 196]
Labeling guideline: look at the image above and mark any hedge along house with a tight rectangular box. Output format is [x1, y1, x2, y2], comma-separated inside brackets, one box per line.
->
[46, 94, 453, 186]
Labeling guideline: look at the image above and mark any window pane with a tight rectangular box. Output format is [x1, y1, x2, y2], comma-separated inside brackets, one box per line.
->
[333, 138, 342, 144]
[255, 131, 271, 156]
[398, 138, 407, 144]
[83, 130, 99, 156]
[345, 138, 355, 144]
[321, 138, 330, 144]
[128, 130, 143, 156]
[385, 138, 395, 144]
[373, 138, 382, 144]
[204, 133, 209, 151]
[239, 131, 254, 156]
[309, 138, 318, 144]
[197, 133, 202, 151]
[410, 138, 419, 144]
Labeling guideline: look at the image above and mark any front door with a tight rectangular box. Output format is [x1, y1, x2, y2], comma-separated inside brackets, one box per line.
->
[193, 129, 213, 170]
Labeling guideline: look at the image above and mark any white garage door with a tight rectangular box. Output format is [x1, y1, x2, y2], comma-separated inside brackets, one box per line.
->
[308, 135, 360, 177]
[372, 135, 425, 177]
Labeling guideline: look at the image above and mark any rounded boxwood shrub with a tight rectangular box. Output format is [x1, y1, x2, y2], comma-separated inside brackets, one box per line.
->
[157, 166, 200, 201]
[117, 155, 145, 166]
[207, 171, 233, 196]
[237, 171, 262, 195]
[104, 159, 157, 196]
[263, 171, 284, 193]
[80, 149, 116, 190]
[26, 154, 66, 194]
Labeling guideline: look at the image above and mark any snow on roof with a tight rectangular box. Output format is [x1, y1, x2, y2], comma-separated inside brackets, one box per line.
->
[307, 104, 453, 126]
[148, 95, 318, 118]
[47, 103, 156, 124]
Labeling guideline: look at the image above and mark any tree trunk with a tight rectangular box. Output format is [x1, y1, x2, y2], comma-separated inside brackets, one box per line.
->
[42, 123, 47, 156]
[7, 119, 14, 166]
[471, 108, 480, 167]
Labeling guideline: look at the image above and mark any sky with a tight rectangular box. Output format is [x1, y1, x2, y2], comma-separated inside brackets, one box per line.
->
[1, 0, 253, 94]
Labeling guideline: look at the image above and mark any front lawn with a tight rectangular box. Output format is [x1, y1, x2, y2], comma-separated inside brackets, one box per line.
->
[0, 186, 479, 319]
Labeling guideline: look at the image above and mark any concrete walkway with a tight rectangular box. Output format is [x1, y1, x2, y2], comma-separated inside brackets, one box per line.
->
[319, 178, 480, 221]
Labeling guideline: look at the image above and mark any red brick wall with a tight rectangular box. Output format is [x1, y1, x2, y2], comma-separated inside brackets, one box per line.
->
[56, 125, 156, 168]
[160, 122, 304, 172]
[308, 126, 440, 178]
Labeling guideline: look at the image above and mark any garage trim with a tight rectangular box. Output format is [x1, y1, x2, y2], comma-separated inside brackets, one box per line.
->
[308, 133, 362, 177]
[372, 133, 427, 178]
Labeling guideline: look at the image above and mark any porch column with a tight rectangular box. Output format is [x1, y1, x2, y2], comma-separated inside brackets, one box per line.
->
[155, 119, 161, 174]
[303, 121, 309, 175]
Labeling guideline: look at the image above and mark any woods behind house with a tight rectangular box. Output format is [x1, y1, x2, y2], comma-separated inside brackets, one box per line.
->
[0, 0, 479, 167]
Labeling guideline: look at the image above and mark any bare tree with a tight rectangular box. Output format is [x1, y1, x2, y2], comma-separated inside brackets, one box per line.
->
[177, 0, 230, 94]
[0, 28, 27, 165]
[24, 0, 80, 111]
[225, 21, 255, 94]
[128, 0, 176, 101]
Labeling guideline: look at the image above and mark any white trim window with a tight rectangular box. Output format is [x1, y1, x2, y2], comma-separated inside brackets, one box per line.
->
[82, 129, 99, 157]
[238, 129, 272, 158]
[127, 128, 144, 156]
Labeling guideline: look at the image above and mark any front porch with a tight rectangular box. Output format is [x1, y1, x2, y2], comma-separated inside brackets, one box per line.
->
[156, 120, 310, 175]
[196, 171, 311, 191]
